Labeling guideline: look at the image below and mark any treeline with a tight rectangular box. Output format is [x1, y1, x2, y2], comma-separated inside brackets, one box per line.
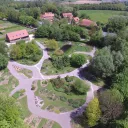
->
[80, 13, 128, 128]
[77, 3, 126, 11]
[35, 23, 89, 41]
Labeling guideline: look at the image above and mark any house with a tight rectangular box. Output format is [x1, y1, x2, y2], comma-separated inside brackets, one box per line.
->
[62, 13, 73, 23]
[6, 29, 29, 43]
[40, 12, 55, 22]
[80, 19, 97, 27]
[73, 17, 80, 24]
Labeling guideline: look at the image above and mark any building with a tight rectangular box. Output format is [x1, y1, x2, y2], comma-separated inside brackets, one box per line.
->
[62, 13, 73, 23]
[73, 17, 80, 24]
[80, 19, 97, 27]
[6, 29, 29, 43]
[40, 12, 55, 22]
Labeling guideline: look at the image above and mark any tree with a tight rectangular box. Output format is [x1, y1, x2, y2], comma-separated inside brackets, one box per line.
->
[86, 98, 101, 127]
[72, 79, 89, 95]
[98, 89, 124, 124]
[10, 45, 22, 60]
[0, 94, 26, 128]
[71, 54, 86, 67]
[0, 42, 8, 56]
[90, 47, 115, 78]
[45, 39, 58, 50]
[0, 54, 8, 70]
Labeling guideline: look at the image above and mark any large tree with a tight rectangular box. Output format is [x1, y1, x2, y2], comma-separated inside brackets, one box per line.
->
[90, 47, 115, 78]
[98, 89, 124, 124]
[0, 94, 27, 128]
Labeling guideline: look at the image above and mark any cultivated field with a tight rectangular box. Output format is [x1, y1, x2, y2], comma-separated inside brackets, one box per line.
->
[78, 10, 125, 23]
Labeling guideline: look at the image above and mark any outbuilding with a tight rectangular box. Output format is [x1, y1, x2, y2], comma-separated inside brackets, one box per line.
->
[6, 29, 29, 43]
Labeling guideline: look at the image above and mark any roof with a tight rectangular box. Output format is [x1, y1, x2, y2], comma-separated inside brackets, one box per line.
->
[62, 13, 73, 19]
[6, 29, 29, 41]
[73, 17, 80, 22]
[40, 12, 54, 20]
[80, 19, 97, 27]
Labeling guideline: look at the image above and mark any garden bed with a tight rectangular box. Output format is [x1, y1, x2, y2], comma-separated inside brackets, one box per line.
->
[41, 59, 75, 75]
[0, 68, 19, 94]
[35, 77, 89, 113]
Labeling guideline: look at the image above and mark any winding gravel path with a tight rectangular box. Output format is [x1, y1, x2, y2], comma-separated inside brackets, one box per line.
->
[8, 41, 100, 128]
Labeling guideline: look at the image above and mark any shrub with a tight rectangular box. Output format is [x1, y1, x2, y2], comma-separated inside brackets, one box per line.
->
[54, 49, 64, 56]
[70, 54, 86, 67]
[31, 85, 36, 90]
[65, 76, 73, 82]
[52, 55, 70, 69]
[0, 53, 8, 70]
[72, 79, 89, 95]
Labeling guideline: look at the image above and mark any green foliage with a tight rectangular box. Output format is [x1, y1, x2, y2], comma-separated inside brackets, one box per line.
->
[45, 39, 58, 50]
[71, 54, 86, 67]
[72, 79, 89, 95]
[35, 24, 88, 41]
[90, 47, 115, 78]
[50, 77, 89, 95]
[52, 55, 70, 69]
[86, 98, 101, 127]
[0, 94, 26, 128]
[0, 53, 8, 70]
[98, 89, 124, 124]
[9, 41, 42, 62]
[107, 16, 128, 32]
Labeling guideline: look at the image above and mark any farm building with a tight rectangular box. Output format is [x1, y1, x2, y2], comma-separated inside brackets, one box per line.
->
[6, 29, 29, 43]
[40, 12, 55, 22]
[80, 19, 97, 27]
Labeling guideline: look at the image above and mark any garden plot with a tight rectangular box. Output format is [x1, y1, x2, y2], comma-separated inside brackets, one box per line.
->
[13, 65, 33, 78]
[24, 114, 61, 128]
[35, 77, 89, 113]
[0, 69, 19, 93]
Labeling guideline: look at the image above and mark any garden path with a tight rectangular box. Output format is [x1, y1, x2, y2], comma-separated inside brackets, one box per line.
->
[9, 41, 100, 128]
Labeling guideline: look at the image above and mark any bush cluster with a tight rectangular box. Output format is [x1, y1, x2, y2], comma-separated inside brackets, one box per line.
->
[9, 40, 42, 62]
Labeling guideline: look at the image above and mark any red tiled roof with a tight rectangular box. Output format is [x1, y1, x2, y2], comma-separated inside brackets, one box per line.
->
[6, 29, 29, 41]
[62, 13, 73, 19]
[80, 19, 97, 27]
[40, 12, 54, 21]
[73, 17, 80, 23]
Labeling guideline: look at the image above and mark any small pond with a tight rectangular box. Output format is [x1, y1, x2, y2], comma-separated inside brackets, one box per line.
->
[60, 44, 72, 52]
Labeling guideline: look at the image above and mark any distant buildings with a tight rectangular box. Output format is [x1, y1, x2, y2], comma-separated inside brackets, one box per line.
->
[40, 12, 55, 22]
[80, 19, 97, 27]
[6, 29, 29, 43]
[73, 17, 80, 24]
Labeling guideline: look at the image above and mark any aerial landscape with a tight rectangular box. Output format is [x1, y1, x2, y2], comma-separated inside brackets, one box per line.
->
[0, 0, 128, 128]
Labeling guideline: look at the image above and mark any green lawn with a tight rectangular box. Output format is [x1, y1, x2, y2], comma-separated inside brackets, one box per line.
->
[78, 10, 125, 23]
[18, 97, 31, 119]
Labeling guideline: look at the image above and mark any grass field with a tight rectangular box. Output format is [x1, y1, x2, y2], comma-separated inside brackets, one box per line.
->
[78, 10, 125, 23]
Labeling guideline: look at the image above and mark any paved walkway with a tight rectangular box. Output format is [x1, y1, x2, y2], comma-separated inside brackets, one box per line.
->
[8, 42, 100, 128]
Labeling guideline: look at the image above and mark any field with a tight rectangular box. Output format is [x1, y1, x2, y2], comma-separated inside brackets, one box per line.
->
[78, 10, 125, 23]
[0, 20, 31, 41]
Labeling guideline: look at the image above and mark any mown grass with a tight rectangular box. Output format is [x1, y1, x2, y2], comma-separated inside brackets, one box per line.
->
[78, 10, 125, 23]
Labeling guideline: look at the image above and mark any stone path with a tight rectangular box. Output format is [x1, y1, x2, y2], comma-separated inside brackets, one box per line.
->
[8, 41, 100, 128]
